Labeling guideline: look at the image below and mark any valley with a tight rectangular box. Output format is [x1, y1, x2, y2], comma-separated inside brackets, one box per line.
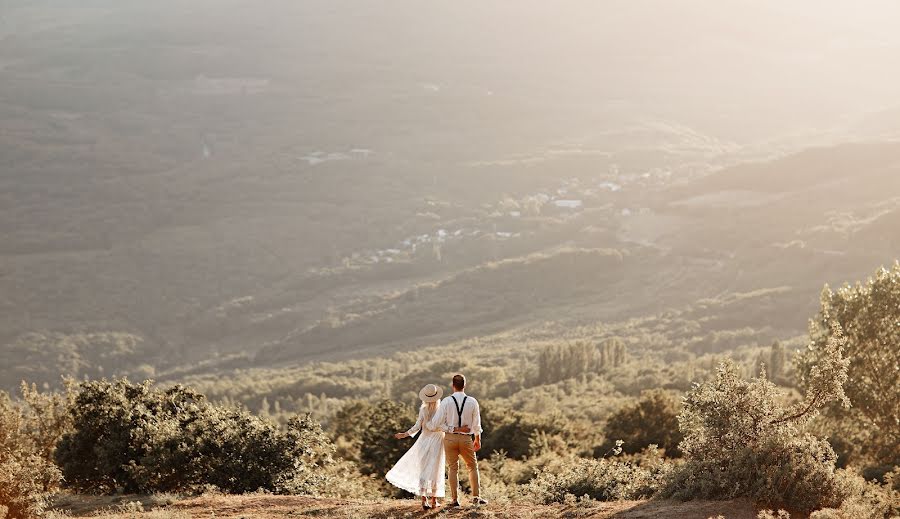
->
[1, 0, 899, 393]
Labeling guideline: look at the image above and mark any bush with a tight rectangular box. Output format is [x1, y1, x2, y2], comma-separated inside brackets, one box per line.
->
[757, 511, 791, 519]
[663, 326, 851, 512]
[17, 381, 75, 491]
[808, 469, 900, 519]
[524, 451, 670, 503]
[0, 391, 61, 519]
[480, 403, 568, 459]
[55, 378, 335, 494]
[596, 389, 682, 457]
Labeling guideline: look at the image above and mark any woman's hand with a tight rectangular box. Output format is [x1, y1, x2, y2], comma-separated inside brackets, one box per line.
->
[393, 432, 408, 439]
[457, 425, 471, 433]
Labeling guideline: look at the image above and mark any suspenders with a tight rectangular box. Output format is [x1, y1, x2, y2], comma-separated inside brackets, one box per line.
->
[450, 395, 468, 430]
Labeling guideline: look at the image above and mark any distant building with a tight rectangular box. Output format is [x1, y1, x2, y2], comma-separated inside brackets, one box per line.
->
[553, 199, 583, 209]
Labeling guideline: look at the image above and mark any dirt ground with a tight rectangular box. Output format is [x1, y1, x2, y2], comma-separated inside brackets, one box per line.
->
[51, 493, 772, 519]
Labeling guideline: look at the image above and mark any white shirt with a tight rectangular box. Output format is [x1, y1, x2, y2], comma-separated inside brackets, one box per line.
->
[428, 391, 483, 437]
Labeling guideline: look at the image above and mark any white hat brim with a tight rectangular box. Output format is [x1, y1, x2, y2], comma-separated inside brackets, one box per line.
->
[419, 384, 443, 402]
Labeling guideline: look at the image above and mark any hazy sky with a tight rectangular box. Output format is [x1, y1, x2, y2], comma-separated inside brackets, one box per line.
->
[5, 0, 900, 143]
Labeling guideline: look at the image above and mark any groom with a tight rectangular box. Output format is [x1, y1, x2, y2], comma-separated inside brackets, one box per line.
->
[428, 374, 488, 507]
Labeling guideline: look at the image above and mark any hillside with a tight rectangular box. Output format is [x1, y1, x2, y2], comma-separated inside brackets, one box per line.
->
[668, 140, 900, 196]
[53, 494, 767, 519]
[0, 0, 740, 387]
[256, 248, 630, 363]
[4, 136, 900, 390]
[231, 140, 900, 369]
[4, 1, 900, 392]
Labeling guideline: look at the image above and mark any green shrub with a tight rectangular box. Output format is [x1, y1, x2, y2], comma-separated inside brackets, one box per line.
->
[55, 378, 335, 494]
[524, 451, 670, 503]
[480, 403, 568, 459]
[596, 389, 682, 457]
[663, 325, 851, 512]
[808, 469, 900, 519]
[480, 450, 540, 488]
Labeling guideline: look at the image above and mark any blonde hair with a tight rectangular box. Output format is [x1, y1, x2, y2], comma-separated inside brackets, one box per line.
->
[422, 399, 439, 422]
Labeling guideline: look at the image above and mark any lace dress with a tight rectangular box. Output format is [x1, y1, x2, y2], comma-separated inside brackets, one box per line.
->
[385, 403, 446, 497]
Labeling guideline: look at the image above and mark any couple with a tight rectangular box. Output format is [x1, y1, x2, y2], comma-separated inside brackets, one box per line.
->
[386, 374, 489, 510]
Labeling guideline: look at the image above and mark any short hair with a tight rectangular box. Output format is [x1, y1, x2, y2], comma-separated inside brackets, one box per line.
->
[452, 374, 466, 391]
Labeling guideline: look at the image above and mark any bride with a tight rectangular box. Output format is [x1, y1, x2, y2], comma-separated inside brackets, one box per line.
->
[386, 383, 466, 509]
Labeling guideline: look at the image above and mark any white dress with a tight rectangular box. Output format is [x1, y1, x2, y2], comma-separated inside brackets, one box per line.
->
[385, 403, 446, 497]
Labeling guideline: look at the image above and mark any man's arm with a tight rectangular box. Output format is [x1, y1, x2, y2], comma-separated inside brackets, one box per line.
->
[472, 399, 482, 451]
[427, 399, 453, 433]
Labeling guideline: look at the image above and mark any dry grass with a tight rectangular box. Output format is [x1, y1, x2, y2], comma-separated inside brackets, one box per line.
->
[49, 493, 181, 518]
[49, 493, 768, 519]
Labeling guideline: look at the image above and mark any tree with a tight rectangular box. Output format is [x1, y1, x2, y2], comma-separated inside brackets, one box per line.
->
[797, 262, 900, 466]
[768, 340, 787, 385]
[480, 402, 568, 459]
[389, 360, 458, 403]
[534, 340, 625, 386]
[664, 325, 851, 512]
[357, 400, 415, 478]
[599, 338, 627, 369]
[597, 389, 682, 457]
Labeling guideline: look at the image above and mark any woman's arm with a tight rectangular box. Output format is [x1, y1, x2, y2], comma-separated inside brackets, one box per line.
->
[394, 407, 424, 439]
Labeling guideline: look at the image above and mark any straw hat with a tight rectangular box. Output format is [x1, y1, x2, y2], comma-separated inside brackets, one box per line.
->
[418, 383, 443, 403]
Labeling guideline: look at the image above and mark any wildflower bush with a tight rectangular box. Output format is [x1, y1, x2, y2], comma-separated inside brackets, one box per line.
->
[55, 378, 336, 494]
[663, 325, 851, 512]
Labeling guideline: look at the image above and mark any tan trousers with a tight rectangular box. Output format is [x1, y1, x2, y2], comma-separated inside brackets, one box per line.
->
[443, 434, 480, 501]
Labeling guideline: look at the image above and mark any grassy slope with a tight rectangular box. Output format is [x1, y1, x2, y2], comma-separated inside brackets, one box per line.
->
[53, 494, 768, 519]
